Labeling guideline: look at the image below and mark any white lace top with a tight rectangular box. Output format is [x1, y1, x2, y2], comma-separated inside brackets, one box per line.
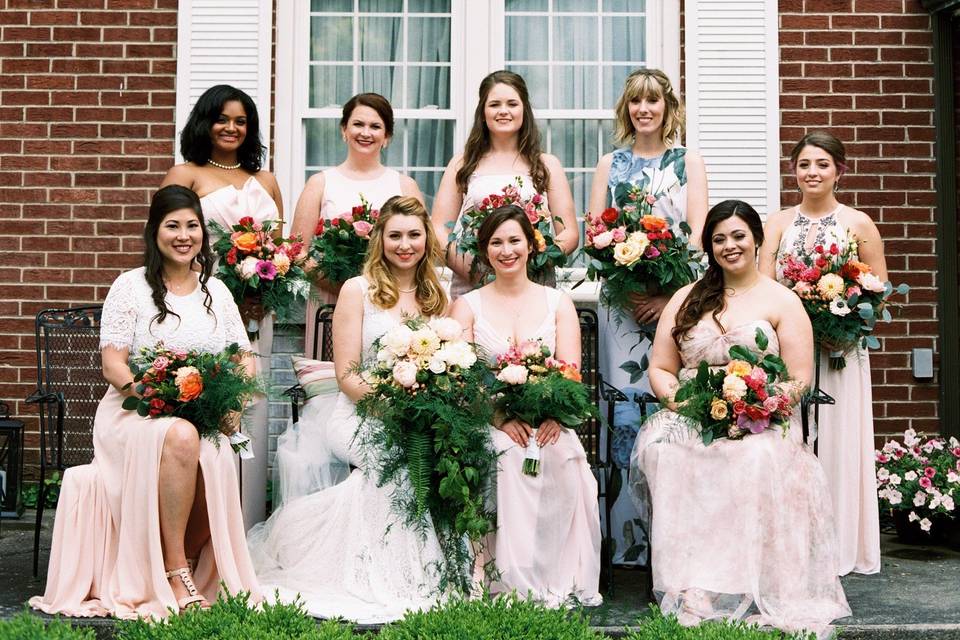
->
[99, 267, 250, 354]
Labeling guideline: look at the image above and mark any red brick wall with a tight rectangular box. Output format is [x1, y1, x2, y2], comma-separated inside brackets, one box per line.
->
[778, 1, 940, 437]
[0, 0, 178, 468]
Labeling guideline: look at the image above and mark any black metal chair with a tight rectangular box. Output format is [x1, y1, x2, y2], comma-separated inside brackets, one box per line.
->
[26, 306, 106, 576]
[284, 304, 335, 424]
[801, 347, 836, 453]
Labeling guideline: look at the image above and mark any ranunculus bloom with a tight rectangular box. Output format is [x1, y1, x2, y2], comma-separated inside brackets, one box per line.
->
[591, 231, 614, 250]
[600, 207, 619, 224]
[611, 226, 626, 243]
[238, 216, 254, 227]
[640, 215, 668, 232]
[353, 220, 373, 238]
[233, 231, 259, 253]
[255, 260, 277, 281]
[152, 356, 170, 371]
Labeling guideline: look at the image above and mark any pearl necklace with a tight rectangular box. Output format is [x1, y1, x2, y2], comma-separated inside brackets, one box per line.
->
[208, 158, 241, 170]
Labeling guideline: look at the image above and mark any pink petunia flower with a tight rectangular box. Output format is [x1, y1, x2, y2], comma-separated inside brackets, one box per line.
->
[924, 466, 937, 478]
[919, 477, 932, 489]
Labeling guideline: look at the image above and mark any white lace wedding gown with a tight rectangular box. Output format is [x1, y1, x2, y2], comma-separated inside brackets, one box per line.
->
[246, 276, 446, 623]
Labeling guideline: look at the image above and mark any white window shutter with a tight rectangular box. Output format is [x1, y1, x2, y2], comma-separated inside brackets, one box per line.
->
[175, 0, 273, 164]
[685, 0, 779, 216]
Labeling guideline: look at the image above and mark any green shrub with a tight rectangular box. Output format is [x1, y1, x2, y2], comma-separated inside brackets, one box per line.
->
[116, 591, 354, 640]
[377, 594, 602, 640]
[624, 606, 817, 640]
[0, 610, 95, 640]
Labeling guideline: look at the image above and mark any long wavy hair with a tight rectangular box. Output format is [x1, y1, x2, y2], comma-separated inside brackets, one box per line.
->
[363, 195, 447, 317]
[179, 84, 264, 172]
[456, 70, 549, 196]
[613, 68, 685, 148]
[475, 204, 539, 270]
[143, 185, 215, 329]
[671, 200, 764, 344]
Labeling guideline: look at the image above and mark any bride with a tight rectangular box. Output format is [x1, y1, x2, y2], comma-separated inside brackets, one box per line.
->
[247, 195, 449, 623]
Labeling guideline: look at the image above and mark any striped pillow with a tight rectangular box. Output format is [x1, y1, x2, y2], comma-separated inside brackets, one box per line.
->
[291, 356, 338, 399]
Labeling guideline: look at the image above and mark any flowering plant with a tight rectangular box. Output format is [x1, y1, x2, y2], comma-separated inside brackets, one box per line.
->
[355, 316, 496, 592]
[876, 429, 960, 534]
[451, 177, 566, 283]
[210, 217, 311, 338]
[777, 231, 908, 369]
[672, 328, 796, 446]
[308, 194, 379, 287]
[488, 339, 597, 476]
[121, 342, 261, 456]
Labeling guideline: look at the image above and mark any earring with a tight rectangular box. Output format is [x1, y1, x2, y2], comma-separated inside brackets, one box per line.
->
[833, 182, 840, 192]
[796, 186, 801, 193]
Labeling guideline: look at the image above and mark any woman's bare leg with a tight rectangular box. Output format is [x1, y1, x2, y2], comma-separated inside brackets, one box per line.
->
[158, 419, 203, 603]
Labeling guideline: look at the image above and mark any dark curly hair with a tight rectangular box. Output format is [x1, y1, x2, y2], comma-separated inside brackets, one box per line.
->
[179, 84, 264, 172]
[143, 185, 214, 329]
[475, 204, 539, 270]
[671, 199, 764, 344]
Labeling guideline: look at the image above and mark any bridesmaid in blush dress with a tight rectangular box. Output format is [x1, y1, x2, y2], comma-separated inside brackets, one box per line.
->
[450, 205, 601, 607]
[760, 131, 884, 576]
[630, 200, 849, 635]
[162, 84, 285, 529]
[290, 93, 424, 357]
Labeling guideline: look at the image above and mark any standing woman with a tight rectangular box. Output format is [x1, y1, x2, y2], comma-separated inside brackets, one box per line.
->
[586, 68, 707, 565]
[290, 92, 424, 357]
[162, 84, 284, 529]
[432, 70, 579, 299]
[759, 131, 884, 576]
[31, 186, 259, 619]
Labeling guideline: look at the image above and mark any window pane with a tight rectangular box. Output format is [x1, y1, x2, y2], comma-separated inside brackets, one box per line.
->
[507, 65, 548, 109]
[506, 16, 549, 62]
[547, 119, 603, 171]
[557, 0, 597, 11]
[603, 0, 644, 10]
[410, 171, 445, 211]
[405, 119, 454, 169]
[309, 66, 354, 108]
[310, 17, 352, 61]
[304, 119, 342, 168]
[358, 65, 400, 104]
[409, 0, 450, 12]
[311, 0, 351, 11]
[602, 64, 633, 108]
[506, 0, 547, 10]
[359, 0, 401, 11]
[602, 16, 645, 62]
[409, 17, 451, 63]
[359, 17, 402, 62]
[552, 65, 598, 109]
[407, 66, 450, 109]
[553, 16, 597, 61]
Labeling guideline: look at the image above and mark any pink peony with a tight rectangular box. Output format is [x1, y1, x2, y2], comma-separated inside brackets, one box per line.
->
[352, 220, 373, 238]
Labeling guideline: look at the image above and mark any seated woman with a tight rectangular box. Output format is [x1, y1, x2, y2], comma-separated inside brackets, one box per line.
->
[628, 200, 850, 633]
[30, 185, 260, 619]
[246, 196, 449, 623]
[450, 205, 601, 607]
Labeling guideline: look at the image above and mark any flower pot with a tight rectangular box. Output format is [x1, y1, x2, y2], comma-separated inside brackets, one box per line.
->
[892, 509, 960, 548]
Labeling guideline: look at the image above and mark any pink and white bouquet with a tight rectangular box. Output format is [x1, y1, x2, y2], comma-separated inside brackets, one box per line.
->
[673, 328, 796, 446]
[453, 177, 567, 282]
[309, 194, 379, 286]
[489, 339, 596, 476]
[777, 231, 908, 369]
[876, 429, 959, 535]
[210, 216, 311, 337]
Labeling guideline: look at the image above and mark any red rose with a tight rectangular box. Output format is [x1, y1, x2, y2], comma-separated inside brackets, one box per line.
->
[352, 205, 365, 216]
[601, 208, 619, 224]
[238, 216, 254, 227]
[814, 244, 824, 254]
[226, 247, 238, 265]
[745, 405, 767, 420]
[829, 243, 839, 255]
[330, 217, 341, 227]
[149, 398, 165, 410]
[733, 400, 747, 415]
[315, 219, 325, 235]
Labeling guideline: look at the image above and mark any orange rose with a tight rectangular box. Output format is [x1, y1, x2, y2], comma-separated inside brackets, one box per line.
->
[561, 363, 582, 383]
[640, 215, 668, 232]
[233, 231, 259, 253]
[174, 368, 204, 402]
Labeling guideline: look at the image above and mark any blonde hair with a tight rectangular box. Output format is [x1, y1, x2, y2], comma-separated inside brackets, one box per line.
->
[363, 195, 447, 317]
[613, 68, 685, 148]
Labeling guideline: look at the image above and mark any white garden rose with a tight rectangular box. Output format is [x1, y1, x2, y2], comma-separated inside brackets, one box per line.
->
[238, 256, 259, 279]
[376, 348, 396, 367]
[613, 241, 643, 267]
[409, 327, 441, 356]
[497, 364, 529, 385]
[383, 325, 414, 356]
[428, 356, 447, 374]
[439, 342, 477, 369]
[392, 360, 418, 388]
[857, 271, 885, 293]
[428, 317, 462, 342]
[721, 374, 748, 402]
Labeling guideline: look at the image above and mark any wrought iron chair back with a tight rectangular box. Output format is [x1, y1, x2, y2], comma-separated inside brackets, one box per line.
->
[27, 305, 105, 575]
[285, 304, 336, 424]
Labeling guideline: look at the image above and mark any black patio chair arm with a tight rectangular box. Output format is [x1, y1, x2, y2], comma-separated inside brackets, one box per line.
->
[599, 379, 628, 404]
[282, 383, 305, 402]
[25, 389, 62, 406]
[804, 388, 835, 406]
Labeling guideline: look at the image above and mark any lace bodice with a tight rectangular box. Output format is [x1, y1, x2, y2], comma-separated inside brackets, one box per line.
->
[350, 276, 405, 363]
[99, 267, 250, 355]
[320, 167, 403, 221]
[776, 207, 852, 280]
[200, 176, 280, 243]
[462, 286, 562, 364]
[678, 319, 779, 372]
[608, 147, 688, 226]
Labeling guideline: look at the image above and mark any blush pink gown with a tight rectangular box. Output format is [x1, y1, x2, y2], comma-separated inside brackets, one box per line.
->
[629, 320, 850, 635]
[30, 268, 260, 620]
[463, 285, 602, 607]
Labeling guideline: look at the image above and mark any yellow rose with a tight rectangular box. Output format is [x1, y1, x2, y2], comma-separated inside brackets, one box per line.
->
[233, 232, 259, 253]
[726, 360, 752, 377]
[710, 398, 729, 420]
[627, 231, 651, 251]
[816, 273, 845, 300]
[613, 241, 643, 267]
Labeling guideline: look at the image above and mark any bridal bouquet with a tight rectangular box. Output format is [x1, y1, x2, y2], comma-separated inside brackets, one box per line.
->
[488, 339, 596, 476]
[122, 342, 260, 456]
[673, 328, 796, 446]
[876, 428, 959, 535]
[778, 232, 908, 369]
[355, 316, 496, 592]
[309, 195, 379, 286]
[210, 217, 311, 338]
[452, 177, 566, 282]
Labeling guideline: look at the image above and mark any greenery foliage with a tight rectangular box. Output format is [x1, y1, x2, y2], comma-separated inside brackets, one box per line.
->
[308, 196, 377, 286]
[0, 612, 95, 640]
[21, 471, 61, 509]
[624, 606, 815, 640]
